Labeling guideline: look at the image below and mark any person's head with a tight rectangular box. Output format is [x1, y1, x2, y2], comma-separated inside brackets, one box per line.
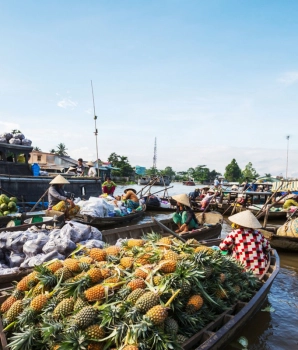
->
[124, 188, 137, 194]
[106, 176, 111, 182]
[86, 161, 94, 168]
[228, 210, 261, 230]
[49, 174, 70, 188]
[172, 194, 191, 208]
[78, 158, 83, 165]
[207, 189, 215, 195]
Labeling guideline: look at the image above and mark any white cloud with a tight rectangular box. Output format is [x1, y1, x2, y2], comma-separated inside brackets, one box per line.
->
[0, 121, 20, 130]
[278, 71, 298, 85]
[57, 98, 78, 109]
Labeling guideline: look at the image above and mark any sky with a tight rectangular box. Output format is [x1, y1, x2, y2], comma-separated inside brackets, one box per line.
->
[1, 0, 298, 177]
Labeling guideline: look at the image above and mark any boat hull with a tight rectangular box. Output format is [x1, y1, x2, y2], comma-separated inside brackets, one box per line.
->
[261, 229, 298, 251]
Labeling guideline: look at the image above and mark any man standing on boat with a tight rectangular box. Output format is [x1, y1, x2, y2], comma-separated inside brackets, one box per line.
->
[76, 158, 85, 177]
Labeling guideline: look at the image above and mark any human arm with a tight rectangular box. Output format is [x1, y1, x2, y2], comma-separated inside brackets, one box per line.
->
[219, 232, 235, 251]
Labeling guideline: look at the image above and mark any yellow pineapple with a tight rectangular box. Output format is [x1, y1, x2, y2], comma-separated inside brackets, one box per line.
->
[127, 239, 145, 248]
[120, 257, 134, 268]
[84, 324, 105, 339]
[186, 295, 204, 314]
[47, 260, 64, 273]
[127, 278, 146, 291]
[84, 284, 106, 301]
[135, 291, 159, 313]
[153, 275, 163, 286]
[0, 295, 17, 313]
[89, 248, 107, 262]
[105, 245, 121, 256]
[134, 266, 151, 279]
[86, 268, 102, 283]
[16, 272, 38, 292]
[30, 294, 49, 312]
[63, 258, 81, 272]
[100, 268, 112, 279]
[87, 342, 105, 350]
[53, 298, 74, 319]
[163, 250, 179, 261]
[146, 305, 168, 325]
[5, 300, 23, 323]
[157, 237, 172, 246]
[122, 346, 139, 350]
[79, 256, 94, 264]
[159, 260, 177, 273]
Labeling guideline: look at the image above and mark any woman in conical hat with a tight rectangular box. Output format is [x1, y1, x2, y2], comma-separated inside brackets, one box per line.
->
[48, 175, 80, 218]
[172, 193, 199, 233]
[219, 210, 271, 275]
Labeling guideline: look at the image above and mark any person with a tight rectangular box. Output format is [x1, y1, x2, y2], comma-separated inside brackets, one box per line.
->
[256, 185, 264, 192]
[214, 177, 220, 189]
[219, 210, 271, 275]
[231, 185, 239, 191]
[66, 166, 77, 175]
[172, 193, 199, 233]
[200, 188, 215, 210]
[48, 175, 80, 219]
[199, 186, 210, 199]
[86, 161, 97, 177]
[102, 177, 117, 196]
[189, 188, 200, 201]
[283, 194, 298, 210]
[76, 158, 85, 177]
[122, 188, 140, 210]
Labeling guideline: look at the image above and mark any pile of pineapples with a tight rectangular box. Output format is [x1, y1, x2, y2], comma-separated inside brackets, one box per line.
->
[0, 233, 261, 350]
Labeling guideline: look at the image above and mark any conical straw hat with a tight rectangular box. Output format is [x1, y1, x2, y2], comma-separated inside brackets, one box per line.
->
[172, 193, 190, 207]
[228, 210, 261, 229]
[86, 161, 94, 166]
[49, 175, 70, 185]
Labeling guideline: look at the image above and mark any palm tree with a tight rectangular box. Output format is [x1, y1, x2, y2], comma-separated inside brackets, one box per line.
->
[264, 173, 271, 177]
[55, 143, 68, 156]
[33, 146, 41, 151]
[49, 148, 56, 153]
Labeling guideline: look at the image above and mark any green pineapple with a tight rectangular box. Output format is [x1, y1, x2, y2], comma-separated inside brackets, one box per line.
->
[53, 298, 74, 319]
[126, 288, 146, 305]
[135, 292, 159, 313]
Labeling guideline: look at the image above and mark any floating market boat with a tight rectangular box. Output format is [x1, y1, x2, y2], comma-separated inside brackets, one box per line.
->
[260, 227, 298, 252]
[73, 205, 147, 229]
[183, 180, 196, 186]
[138, 175, 171, 186]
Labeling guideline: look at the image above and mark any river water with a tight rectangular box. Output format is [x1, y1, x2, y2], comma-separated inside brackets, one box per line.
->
[114, 182, 298, 350]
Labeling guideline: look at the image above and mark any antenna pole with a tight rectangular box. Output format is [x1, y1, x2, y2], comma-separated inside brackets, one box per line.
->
[91, 80, 100, 177]
[153, 137, 157, 174]
[286, 135, 290, 179]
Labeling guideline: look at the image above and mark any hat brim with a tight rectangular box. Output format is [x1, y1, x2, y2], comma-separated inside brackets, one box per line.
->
[50, 175, 70, 185]
[228, 210, 262, 229]
[172, 194, 191, 207]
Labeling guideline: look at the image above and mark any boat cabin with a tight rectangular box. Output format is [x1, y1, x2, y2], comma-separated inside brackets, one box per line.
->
[0, 143, 33, 176]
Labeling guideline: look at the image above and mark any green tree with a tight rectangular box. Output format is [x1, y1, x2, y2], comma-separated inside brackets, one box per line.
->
[160, 166, 175, 178]
[33, 146, 41, 151]
[55, 143, 68, 156]
[193, 166, 210, 183]
[241, 162, 259, 182]
[187, 167, 195, 179]
[146, 167, 159, 176]
[224, 159, 242, 182]
[108, 152, 134, 177]
[11, 129, 22, 134]
[264, 173, 271, 177]
[49, 148, 56, 153]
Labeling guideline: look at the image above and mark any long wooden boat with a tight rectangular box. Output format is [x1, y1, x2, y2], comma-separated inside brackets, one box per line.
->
[73, 205, 147, 229]
[0, 210, 64, 232]
[0, 240, 279, 350]
[260, 228, 298, 252]
[183, 180, 196, 186]
[183, 245, 280, 350]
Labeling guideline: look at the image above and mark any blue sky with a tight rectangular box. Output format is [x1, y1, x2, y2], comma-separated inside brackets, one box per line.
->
[1, 0, 298, 177]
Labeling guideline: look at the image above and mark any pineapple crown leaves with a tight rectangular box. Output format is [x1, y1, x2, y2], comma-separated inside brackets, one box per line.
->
[67, 244, 88, 258]
[58, 330, 89, 350]
[7, 325, 40, 350]
[142, 231, 162, 242]
[40, 317, 65, 343]
[34, 265, 58, 287]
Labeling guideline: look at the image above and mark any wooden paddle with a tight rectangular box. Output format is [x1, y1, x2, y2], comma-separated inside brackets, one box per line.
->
[30, 189, 49, 212]
[151, 217, 186, 243]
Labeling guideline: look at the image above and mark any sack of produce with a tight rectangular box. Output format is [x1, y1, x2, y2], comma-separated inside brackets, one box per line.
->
[9, 138, 21, 145]
[14, 132, 25, 140]
[0, 132, 12, 140]
[7, 252, 25, 268]
[49, 228, 62, 240]
[80, 239, 104, 249]
[5, 231, 25, 253]
[0, 231, 10, 248]
[0, 137, 7, 143]
[60, 221, 92, 242]
[21, 138, 32, 146]
[277, 217, 298, 237]
[21, 251, 65, 268]
[54, 237, 77, 255]
[23, 241, 44, 258]
[89, 226, 103, 240]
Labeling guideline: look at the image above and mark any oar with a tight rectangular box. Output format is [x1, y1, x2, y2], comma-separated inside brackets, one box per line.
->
[151, 217, 186, 242]
[30, 189, 49, 212]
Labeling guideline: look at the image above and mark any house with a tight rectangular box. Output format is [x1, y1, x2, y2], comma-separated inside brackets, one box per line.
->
[29, 151, 78, 173]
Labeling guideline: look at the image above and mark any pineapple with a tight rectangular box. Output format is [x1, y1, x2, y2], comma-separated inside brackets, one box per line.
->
[86, 268, 103, 284]
[134, 266, 151, 279]
[89, 248, 107, 262]
[159, 260, 177, 273]
[105, 245, 121, 256]
[79, 256, 94, 264]
[163, 250, 179, 261]
[47, 260, 64, 273]
[63, 258, 81, 272]
[100, 268, 112, 279]
[53, 298, 74, 319]
[87, 342, 105, 350]
[127, 279, 146, 291]
[4, 300, 23, 323]
[164, 317, 179, 336]
[216, 288, 228, 299]
[71, 306, 98, 329]
[84, 284, 106, 301]
[16, 273, 37, 292]
[180, 280, 192, 295]
[122, 346, 139, 350]
[233, 285, 241, 294]
[84, 324, 105, 339]
[177, 334, 188, 344]
[120, 257, 134, 268]
[157, 237, 172, 246]
[186, 295, 204, 314]
[127, 239, 145, 248]
[146, 305, 168, 325]
[153, 275, 163, 286]
[74, 297, 89, 312]
[126, 288, 146, 305]
[30, 294, 49, 312]
[0, 295, 17, 313]
[54, 267, 73, 282]
[135, 292, 159, 313]
[219, 273, 226, 284]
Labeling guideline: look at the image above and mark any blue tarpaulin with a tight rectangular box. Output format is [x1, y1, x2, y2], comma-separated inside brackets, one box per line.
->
[135, 166, 146, 175]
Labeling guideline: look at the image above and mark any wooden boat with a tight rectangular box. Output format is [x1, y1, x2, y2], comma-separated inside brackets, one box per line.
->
[0, 239, 280, 350]
[260, 228, 298, 252]
[138, 175, 171, 186]
[182, 246, 279, 350]
[0, 210, 64, 232]
[183, 180, 195, 186]
[73, 205, 147, 229]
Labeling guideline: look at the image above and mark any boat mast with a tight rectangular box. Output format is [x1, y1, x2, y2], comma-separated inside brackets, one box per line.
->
[153, 137, 157, 175]
[91, 80, 100, 177]
[286, 135, 290, 179]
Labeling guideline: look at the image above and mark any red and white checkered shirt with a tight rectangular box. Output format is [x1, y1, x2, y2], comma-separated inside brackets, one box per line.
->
[219, 228, 271, 275]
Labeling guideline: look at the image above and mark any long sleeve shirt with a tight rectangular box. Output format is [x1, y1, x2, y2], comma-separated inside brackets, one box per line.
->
[176, 205, 198, 226]
[48, 185, 67, 208]
[219, 228, 271, 275]
[88, 167, 97, 177]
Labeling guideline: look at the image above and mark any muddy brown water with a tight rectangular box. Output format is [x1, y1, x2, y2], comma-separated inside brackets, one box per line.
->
[114, 183, 298, 349]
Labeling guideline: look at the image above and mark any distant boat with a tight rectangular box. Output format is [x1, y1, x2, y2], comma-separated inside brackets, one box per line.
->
[138, 175, 171, 186]
[183, 180, 195, 186]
